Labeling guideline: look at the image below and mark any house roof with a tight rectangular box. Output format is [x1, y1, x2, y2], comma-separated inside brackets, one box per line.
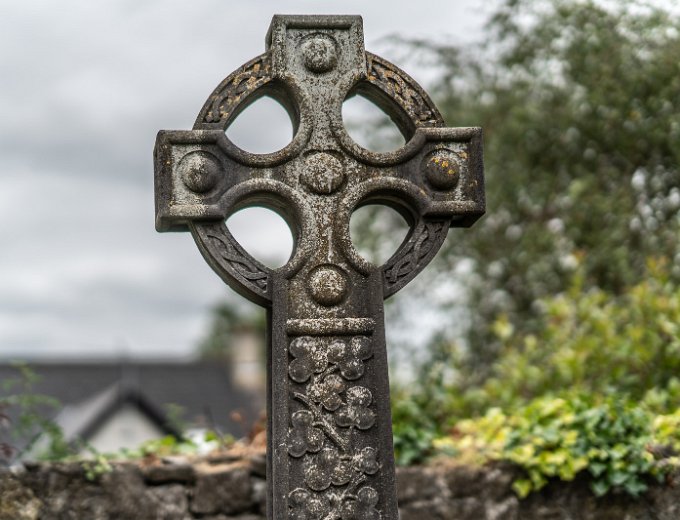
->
[0, 361, 263, 451]
[55, 383, 182, 444]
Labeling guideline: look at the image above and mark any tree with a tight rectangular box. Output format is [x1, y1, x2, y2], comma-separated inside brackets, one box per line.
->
[197, 300, 265, 361]
[407, 0, 680, 377]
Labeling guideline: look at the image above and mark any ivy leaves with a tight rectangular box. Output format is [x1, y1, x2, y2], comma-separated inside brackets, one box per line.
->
[445, 395, 678, 498]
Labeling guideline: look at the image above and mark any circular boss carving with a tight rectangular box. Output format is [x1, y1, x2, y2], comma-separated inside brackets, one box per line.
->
[300, 152, 344, 194]
[301, 35, 338, 73]
[421, 149, 462, 191]
[307, 264, 348, 306]
[179, 151, 222, 193]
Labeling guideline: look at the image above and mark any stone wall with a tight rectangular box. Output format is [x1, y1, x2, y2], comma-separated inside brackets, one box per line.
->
[1, 454, 679, 519]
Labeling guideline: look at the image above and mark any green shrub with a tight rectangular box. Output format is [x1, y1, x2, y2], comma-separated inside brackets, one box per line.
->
[392, 394, 439, 466]
[1, 363, 71, 462]
[447, 259, 680, 418]
[437, 394, 680, 498]
[390, 259, 680, 497]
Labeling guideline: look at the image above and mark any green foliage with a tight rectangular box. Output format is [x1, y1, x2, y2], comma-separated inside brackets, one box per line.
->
[118, 434, 200, 459]
[82, 449, 114, 481]
[441, 395, 680, 498]
[453, 259, 680, 417]
[1, 363, 71, 462]
[79, 435, 198, 481]
[198, 300, 265, 360]
[387, 0, 680, 497]
[404, 0, 680, 372]
[77, 431, 234, 480]
[391, 337, 468, 465]
[390, 259, 680, 496]
[391, 391, 439, 466]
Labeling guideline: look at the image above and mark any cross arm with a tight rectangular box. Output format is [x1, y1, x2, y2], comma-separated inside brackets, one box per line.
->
[154, 129, 304, 233]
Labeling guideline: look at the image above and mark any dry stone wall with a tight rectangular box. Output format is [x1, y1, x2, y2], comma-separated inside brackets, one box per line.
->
[1, 455, 679, 519]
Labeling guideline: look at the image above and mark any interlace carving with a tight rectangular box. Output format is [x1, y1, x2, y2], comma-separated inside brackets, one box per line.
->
[202, 54, 272, 124]
[366, 53, 441, 128]
[206, 232, 268, 291]
[383, 220, 448, 288]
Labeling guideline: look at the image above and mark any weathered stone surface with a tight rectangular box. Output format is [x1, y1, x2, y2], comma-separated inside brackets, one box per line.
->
[4, 459, 680, 519]
[649, 477, 680, 520]
[145, 484, 191, 520]
[515, 475, 661, 520]
[21, 460, 87, 500]
[143, 461, 196, 484]
[399, 499, 454, 520]
[204, 516, 262, 520]
[487, 495, 520, 520]
[74, 465, 154, 520]
[0, 476, 41, 520]
[191, 465, 253, 515]
[445, 462, 517, 501]
[396, 466, 447, 504]
[250, 477, 267, 515]
[247, 453, 266, 478]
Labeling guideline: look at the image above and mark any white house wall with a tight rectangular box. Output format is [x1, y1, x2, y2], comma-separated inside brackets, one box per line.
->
[86, 404, 165, 454]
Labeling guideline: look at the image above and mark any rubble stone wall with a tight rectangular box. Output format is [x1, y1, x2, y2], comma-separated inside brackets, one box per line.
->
[1, 455, 679, 519]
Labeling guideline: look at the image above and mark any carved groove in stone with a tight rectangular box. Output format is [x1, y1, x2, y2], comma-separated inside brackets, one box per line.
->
[201, 54, 272, 125]
[383, 220, 449, 292]
[365, 52, 443, 128]
[206, 233, 269, 291]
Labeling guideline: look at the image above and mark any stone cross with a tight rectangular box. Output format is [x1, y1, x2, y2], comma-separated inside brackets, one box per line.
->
[154, 15, 484, 519]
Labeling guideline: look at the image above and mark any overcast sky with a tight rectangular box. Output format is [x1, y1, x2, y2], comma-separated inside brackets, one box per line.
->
[0, 1, 496, 360]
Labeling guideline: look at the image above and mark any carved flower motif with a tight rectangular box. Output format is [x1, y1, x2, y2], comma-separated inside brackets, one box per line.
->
[328, 337, 372, 380]
[288, 410, 324, 458]
[352, 447, 380, 475]
[340, 487, 380, 520]
[303, 447, 352, 491]
[335, 386, 376, 430]
[289, 336, 328, 383]
[289, 488, 331, 520]
[307, 373, 346, 411]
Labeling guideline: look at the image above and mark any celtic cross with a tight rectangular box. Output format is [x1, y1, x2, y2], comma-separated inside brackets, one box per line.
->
[154, 15, 484, 519]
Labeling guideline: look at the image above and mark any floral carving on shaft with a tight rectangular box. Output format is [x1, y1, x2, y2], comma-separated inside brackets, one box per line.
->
[287, 335, 382, 519]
